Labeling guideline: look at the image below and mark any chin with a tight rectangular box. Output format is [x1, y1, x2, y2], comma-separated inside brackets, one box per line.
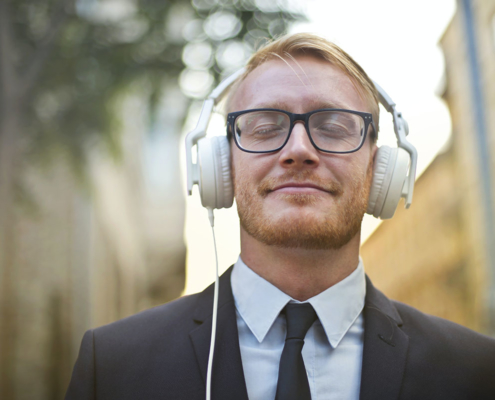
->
[240, 204, 363, 250]
[268, 206, 328, 224]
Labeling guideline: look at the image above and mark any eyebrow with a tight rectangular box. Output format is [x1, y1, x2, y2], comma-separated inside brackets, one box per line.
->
[245, 99, 355, 111]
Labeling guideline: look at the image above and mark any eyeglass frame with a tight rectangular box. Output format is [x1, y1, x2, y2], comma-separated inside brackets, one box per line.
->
[226, 108, 377, 154]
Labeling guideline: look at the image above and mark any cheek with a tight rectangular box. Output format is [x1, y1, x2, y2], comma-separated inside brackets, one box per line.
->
[325, 154, 371, 184]
[232, 150, 271, 184]
[231, 154, 258, 194]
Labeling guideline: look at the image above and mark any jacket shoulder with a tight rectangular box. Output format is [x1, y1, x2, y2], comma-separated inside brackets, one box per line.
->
[392, 300, 495, 368]
[391, 301, 495, 397]
[393, 299, 495, 345]
[66, 293, 208, 399]
[93, 292, 202, 345]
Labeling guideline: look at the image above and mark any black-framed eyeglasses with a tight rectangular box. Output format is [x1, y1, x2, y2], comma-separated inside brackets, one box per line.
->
[227, 108, 376, 154]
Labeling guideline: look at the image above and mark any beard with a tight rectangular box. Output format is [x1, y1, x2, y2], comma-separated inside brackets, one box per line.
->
[233, 159, 373, 250]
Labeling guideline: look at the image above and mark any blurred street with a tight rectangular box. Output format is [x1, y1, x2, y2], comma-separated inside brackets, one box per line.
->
[3, 0, 495, 399]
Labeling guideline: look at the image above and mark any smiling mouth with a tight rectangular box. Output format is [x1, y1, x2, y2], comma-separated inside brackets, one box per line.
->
[257, 172, 344, 198]
[271, 183, 329, 194]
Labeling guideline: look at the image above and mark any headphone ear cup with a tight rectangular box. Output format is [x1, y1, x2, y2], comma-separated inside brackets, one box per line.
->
[197, 136, 234, 209]
[367, 146, 410, 219]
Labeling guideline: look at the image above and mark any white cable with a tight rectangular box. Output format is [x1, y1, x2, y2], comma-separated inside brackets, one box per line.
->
[206, 208, 219, 400]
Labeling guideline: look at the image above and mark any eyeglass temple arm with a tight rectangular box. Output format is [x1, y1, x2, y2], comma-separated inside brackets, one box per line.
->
[185, 68, 246, 195]
[373, 81, 418, 209]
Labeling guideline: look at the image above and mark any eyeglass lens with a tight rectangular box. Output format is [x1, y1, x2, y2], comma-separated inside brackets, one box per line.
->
[234, 110, 366, 152]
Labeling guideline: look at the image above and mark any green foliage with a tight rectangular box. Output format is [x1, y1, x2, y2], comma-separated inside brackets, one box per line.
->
[7, 0, 305, 175]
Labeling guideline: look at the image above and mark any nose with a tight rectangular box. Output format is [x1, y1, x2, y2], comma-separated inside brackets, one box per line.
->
[278, 121, 320, 168]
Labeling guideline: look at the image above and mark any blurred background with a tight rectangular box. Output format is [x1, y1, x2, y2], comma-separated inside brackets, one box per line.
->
[1, 0, 495, 398]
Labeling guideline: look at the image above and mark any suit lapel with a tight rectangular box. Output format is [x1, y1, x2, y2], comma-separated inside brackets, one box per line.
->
[189, 266, 249, 400]
[360, 276, 409, 400]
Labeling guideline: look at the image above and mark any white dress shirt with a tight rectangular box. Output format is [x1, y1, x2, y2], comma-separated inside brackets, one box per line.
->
[231, 257, 366, 400]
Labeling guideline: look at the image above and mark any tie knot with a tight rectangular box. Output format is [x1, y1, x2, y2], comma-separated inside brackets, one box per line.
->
[284, 303, 317, 340]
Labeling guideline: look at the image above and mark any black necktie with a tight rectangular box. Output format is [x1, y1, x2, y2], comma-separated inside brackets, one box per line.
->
[275, 303, 318, 400]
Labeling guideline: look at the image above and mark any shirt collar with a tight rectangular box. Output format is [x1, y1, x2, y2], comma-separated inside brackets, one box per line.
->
[231, 256, 366, 348]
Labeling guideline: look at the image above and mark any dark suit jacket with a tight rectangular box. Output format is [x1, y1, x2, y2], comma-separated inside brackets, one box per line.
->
[65, 267, 495, 400]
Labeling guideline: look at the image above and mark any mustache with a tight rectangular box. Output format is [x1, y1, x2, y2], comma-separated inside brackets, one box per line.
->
[257, 170, 343, 197]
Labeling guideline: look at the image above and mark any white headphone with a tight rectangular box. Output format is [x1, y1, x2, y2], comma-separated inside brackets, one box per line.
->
[185, 69, 418, 220]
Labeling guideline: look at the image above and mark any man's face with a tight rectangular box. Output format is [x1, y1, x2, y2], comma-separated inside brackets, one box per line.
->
[230, 55, 377, 250]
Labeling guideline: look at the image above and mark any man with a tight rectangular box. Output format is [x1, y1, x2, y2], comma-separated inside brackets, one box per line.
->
[65, 33, 495, 400]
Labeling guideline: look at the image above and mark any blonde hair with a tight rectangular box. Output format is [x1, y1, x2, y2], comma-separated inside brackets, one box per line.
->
[226, 33, 380, 141]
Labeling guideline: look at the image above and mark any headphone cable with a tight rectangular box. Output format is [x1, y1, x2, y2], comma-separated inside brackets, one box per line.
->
[206, 208, 218, 400]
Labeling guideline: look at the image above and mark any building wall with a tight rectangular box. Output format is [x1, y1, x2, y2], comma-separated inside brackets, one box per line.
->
[5, 89, 187, 399]
[361, 148, 482, 330]
[362, 0, 495, 334]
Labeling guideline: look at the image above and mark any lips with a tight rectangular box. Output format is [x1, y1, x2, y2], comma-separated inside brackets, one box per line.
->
[257, 173, 343, 197]
[271, 182, 329, 193]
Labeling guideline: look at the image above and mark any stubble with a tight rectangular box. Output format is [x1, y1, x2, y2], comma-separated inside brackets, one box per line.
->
[234, 160, 373, 250]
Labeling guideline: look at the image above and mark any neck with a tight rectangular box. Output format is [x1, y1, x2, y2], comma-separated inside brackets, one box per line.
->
[240, 228, 361, 301]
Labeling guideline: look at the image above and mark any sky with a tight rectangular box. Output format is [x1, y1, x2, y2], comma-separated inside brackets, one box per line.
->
[183, 0, 457, 295]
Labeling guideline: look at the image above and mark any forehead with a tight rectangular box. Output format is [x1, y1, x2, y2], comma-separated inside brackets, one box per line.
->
[230, 55, 367, 114]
